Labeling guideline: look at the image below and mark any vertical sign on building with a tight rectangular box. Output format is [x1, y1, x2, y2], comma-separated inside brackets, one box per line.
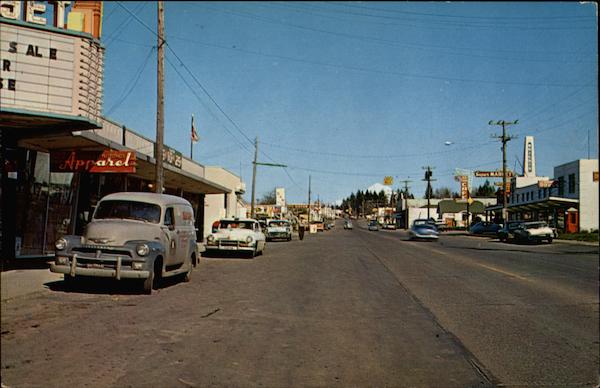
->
[523, 136, 536, 177]
[276, 187, 286, 207]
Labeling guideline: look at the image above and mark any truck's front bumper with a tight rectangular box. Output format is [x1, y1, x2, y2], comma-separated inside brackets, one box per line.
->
[50, 253, 150, 279]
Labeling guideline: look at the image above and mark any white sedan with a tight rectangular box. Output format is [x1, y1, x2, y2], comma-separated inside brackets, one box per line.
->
[513, 221, 555, 243]
[205, 218, 266, 257]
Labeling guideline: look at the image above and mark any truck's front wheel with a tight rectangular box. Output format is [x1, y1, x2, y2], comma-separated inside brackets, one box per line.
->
[142, 258, 162, 294]
[142, 271, 154, 294]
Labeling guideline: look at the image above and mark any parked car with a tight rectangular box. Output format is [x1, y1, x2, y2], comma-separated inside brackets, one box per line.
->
[469, 221, 502, 235]
[427, 218, 447, 231]
[368, 220, 379, 231]
[205, 218, 266, 257]
[409, 219, 439, 241]
[383, 223, 397, 230]
[513, 221, 555, 243]
[497, 221, 524, 242]
[265, 219, 292, 241]
[51, 192, 198, 294]
[311, 221, 325, 232]
[343, 220, 353, 229]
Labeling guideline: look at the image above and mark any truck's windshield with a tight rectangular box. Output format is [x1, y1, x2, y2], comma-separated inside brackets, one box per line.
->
[94, 200, 161, 224]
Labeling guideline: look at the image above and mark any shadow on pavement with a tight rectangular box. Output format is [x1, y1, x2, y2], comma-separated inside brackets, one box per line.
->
[201, 251, 256, 259]
[1, 256, 54, 271]
[46, 274, 185, 295]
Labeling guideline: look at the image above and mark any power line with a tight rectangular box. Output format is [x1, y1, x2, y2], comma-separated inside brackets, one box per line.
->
[104, 2, 148, 47]
[260, 140, 495, 160]
[116, 2, 298, 187]
[164, 55, 253, 154]
[117, 2, 255, 154]
[165, 34, 590, 88]
[326, 2, 596, 22]
[278, 3, 596, 55]
[105, 46, 155, 116]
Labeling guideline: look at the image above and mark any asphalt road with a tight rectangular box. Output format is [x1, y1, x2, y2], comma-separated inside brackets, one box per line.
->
[1, 220, 598, 387]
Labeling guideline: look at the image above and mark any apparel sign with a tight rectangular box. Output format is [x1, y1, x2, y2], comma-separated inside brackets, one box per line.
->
[51, 150, 136, 173]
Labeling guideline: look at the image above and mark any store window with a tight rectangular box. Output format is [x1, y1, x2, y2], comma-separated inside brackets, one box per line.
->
[568, 174, 576, 194]
[557, 176, 565, 196]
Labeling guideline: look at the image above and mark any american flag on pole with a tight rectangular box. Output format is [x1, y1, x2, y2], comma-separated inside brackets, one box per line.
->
[191, 114, 199, 143]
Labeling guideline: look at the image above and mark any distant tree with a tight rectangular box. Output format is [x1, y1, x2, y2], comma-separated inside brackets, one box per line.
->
[474, 180, 496, 197]
[378, 190, 387, 205]
[432, 187, 453, 199]
[258, 189, 276, 204]
[423, 185, 433, 199]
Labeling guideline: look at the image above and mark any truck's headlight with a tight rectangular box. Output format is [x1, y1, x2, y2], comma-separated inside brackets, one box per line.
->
[246, 236, 253, 243]
[55, 238, 67, 251]
[207, 235, 215, 242]
[136, 243, 150, 256]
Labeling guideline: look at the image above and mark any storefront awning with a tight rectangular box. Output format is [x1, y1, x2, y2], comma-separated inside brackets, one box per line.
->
[17, 129, 230, 195]
[485, 197, 579, 213]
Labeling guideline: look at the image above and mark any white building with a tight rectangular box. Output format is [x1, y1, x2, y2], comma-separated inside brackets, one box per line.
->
[491, 159, 598, 232]
[203, 167, 247, 239]
[553, 159, 598, 232]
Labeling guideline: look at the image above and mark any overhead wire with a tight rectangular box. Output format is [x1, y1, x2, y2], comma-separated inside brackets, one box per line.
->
[163, 55, 253, 154]
[326, 2, 595, 22]
[104, 2, 147, 48]
[261, 2, 595, 34]
[104, 45, 155, 116]
[116, 2, 299, 187]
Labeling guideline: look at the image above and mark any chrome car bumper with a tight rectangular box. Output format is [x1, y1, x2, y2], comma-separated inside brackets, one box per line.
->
[50, 254, 150, 279]
[205, 241, 255, 252]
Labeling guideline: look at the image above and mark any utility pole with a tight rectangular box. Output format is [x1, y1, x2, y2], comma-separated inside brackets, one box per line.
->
[250, 137, 287, 219]
[400, 179, 412, 229]
[422, 167, 436, 219]
[250, 137, 258, 219]
[308, 175, 311, 223]
[489, 119, 518, 223]
[154, 1, 165, 194]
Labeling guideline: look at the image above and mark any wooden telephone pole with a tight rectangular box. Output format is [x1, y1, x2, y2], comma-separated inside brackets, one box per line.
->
[250, 137, 287, 219]
[154, 1, 165, 193]
[489, 119, 518, 223]
[422, 167, 436, 219]
[400, 179, 412, 229]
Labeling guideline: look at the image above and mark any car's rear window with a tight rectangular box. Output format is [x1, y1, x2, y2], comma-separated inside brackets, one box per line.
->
[220, 220, 254, 230]
[94, 200, 161, 223]
[269, 221, 289, 227]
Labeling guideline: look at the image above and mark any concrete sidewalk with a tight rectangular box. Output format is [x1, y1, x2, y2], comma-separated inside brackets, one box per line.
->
[1, 262, 63, 302]
[442, 231, 599, 246]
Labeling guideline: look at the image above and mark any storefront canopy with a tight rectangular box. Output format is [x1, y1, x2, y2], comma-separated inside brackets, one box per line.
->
[17, 128, 230, 195]
[485, 197, 579, 213]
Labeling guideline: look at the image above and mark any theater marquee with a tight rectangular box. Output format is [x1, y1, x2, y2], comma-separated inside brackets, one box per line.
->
[0, 15, 104, 127]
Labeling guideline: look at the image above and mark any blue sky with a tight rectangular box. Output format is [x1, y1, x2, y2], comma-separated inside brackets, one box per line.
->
[99, 2, 598, 204]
